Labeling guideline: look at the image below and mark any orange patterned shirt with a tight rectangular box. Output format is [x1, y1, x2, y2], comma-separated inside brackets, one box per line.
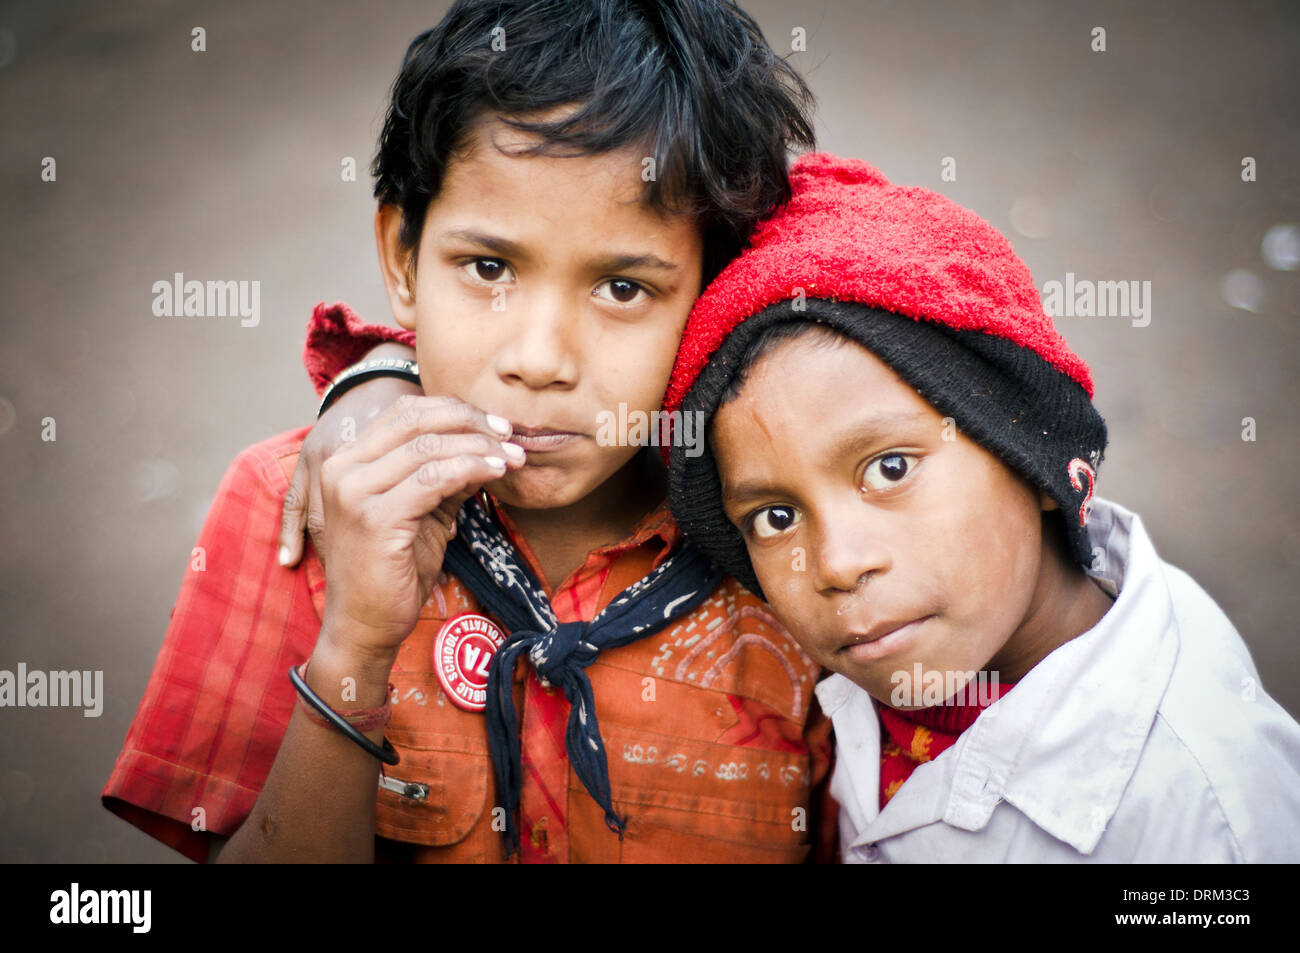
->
[102, 427, 835, 862]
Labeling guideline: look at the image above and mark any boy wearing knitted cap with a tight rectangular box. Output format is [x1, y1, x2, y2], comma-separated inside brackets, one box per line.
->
[664, 152, 1300, 863]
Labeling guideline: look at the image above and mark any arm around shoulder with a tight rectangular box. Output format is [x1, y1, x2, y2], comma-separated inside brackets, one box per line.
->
[101, 430, 329, 859]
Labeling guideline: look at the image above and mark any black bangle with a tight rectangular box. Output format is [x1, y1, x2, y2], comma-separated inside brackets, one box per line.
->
[288, 665, 400, 765]
[317, 358, 421, 419]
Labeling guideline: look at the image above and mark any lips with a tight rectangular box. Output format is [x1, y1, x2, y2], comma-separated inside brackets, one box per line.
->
[842, 616, 924, 649]
[838, 615, 933, 661]
[509, 423, 583, 453]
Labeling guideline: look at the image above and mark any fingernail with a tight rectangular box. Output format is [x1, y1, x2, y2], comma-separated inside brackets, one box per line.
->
[486, 414, 512, 436]
[502, 442, 525, 462]
[278, 545, 292, 566]
[485, 456, 507, 471]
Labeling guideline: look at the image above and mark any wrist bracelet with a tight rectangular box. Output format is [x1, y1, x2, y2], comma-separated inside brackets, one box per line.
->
[294, 660, 393, 733]
[317, 357, 420, 419]
[289, 663, 400, 765]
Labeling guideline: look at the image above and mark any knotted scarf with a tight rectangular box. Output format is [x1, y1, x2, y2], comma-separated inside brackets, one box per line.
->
[442, 496, 723, 855]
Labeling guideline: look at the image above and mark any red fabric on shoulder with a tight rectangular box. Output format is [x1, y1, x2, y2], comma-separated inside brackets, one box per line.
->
[303, 301, 416, 397]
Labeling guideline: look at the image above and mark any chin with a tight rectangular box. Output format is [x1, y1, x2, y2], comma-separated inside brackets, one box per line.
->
[487, 466, 594, 511]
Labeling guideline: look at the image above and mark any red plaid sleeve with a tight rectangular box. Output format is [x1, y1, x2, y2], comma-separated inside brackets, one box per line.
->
[101, 426, 322, 862]
[303, 301, 416, 396]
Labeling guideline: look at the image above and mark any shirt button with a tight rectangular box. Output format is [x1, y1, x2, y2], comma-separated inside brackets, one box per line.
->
[863, 843, 880, 862]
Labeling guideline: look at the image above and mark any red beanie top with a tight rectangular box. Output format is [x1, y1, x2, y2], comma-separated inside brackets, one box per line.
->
[663, 152, 1094, 417]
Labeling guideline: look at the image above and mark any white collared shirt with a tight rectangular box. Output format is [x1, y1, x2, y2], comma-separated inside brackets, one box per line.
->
[814, 496, 1300, 863]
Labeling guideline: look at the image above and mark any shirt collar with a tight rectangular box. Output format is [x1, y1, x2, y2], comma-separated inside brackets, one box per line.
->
[483, 491, 681, 591]
[815, 496, 1182, 854]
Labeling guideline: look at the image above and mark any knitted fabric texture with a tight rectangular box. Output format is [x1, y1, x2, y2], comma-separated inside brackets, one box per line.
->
[878, 679, 1016, 810]
[664, 152, 1093, 411]
[303, 301, 415, 395]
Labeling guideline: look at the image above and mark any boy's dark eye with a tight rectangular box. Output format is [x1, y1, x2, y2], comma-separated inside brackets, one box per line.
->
[608, 279, 639, 302]
[750, 504, 801, 539]
[474, 258, 508, 282]
[594, 277, 650, 306]
[880, 455, 908, 480]
[862, 453, 918, 491]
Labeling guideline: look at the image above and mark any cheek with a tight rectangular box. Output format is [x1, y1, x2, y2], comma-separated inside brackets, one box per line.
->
[592, 322, 685, 412]
[757, 588, 803, 647]
[932, 459, 1042, 624]
[751, 550, 832, 645]
[415, 311, 494, 397]
[416, 339, 471, 400]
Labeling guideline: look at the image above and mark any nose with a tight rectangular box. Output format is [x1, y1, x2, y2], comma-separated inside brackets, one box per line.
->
[810, 499, 892, 596]
[494, 287, 581, 391]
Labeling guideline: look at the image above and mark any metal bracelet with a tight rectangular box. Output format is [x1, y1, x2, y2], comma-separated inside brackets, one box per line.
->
[288, 665, 400, 765]
[317, 358, 420, 418]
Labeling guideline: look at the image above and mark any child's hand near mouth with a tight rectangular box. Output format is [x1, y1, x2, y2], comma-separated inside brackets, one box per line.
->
[314, 393, 525, 665]
[278, 342, 423, 570]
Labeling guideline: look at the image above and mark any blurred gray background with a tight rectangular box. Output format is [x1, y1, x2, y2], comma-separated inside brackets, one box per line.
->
[1, 0, 1296, 862]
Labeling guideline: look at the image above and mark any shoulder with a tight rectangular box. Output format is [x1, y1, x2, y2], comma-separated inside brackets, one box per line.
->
[1100, 715, 1247, 861]
[1123, 559, 1300, 861]
[101, 425, 323, 858]
[215, 425, 312, 500]
[185, 426, 315, 581]
[1103, 707, 1300, 862]
[648, 575, 824, 725]
[1154, 556, 1281, 729]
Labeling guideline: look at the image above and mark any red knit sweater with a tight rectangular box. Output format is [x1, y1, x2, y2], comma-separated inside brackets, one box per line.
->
[878, 679, 1016, 810]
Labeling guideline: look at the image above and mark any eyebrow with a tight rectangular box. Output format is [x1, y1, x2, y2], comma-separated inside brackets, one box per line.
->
[440, 228, 679, 273]
[591, 252, 679, 273]
[720, 408, 933, 506]
[440, 228, 529, 261]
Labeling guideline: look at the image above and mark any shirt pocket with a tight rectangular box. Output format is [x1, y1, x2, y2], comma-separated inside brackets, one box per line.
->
[373, 672, 495, 855]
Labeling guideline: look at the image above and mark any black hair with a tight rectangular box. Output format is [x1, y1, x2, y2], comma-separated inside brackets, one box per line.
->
[371, 0, 817, 288]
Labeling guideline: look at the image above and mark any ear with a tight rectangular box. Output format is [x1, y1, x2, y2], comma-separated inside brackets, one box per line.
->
[1039, 488, 1060, 512]
[375, 203, 418, 331]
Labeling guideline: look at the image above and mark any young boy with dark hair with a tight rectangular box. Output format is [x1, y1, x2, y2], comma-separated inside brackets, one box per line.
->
[660, 151, 1300, 862]
[101, 0, 834, 863]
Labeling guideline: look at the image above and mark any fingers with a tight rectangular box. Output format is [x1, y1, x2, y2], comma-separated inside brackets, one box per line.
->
[349, 430, 525, 497]
[303, 394, 519, 569]
[412, 513, 453, 596]
[427, 495, 462, 540]
[427, 486, 482, 542]
[341, 394, 514, 466]
[383, 453, 514, 525]
[278, 454, 311, 567]
[322, 438, 516, 541]
[306, 464, 326, 565]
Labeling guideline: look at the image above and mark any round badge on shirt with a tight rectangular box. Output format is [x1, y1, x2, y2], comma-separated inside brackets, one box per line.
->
[433, 613, 507, 712]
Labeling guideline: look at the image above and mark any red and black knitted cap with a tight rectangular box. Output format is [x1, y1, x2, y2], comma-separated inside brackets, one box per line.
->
[664, 153, 1107, 598]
